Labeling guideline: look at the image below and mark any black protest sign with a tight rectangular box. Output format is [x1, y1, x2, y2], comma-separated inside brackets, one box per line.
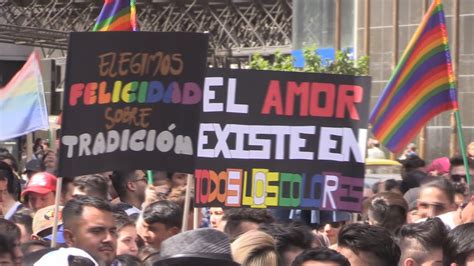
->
[195, 68, 371, 212]
[58, 32, 208, 177]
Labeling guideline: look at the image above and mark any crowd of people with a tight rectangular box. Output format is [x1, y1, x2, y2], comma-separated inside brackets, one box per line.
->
[1, 140, 474, 266]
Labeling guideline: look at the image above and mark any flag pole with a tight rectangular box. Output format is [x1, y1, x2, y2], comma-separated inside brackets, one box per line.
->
[454, 111, 471, 187]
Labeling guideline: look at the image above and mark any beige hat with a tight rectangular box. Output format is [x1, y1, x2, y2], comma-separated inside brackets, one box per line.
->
[32, 205, 63, 237]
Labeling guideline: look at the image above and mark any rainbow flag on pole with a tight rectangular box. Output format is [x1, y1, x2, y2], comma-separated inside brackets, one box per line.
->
[93, 0, 137, 31]
[369, 0, 458, 153]
[0, 52, 49, 141]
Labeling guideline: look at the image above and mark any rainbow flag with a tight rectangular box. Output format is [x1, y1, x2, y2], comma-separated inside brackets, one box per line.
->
[93, 0, 137, 31]
[369, 0, 458, 153]
[0, 52, 49, 141]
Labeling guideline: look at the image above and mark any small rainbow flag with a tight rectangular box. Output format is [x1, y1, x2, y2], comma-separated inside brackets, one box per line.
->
[369, 0, 458, 153]
[93, 0, 137, 32]
[0, 52, 49, 141]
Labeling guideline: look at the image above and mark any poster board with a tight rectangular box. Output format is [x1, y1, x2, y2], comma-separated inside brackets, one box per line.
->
[58, 32, 208, 177]
[195, 68, 371, 212]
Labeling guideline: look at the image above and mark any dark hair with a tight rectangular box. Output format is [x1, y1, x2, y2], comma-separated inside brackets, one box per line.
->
[0, 153, 18, 173]
[0, 218, 21, 241]
[397, 217, 447, 265]
[292, 247, 349, 266]
[73, 174, 108, 200]
[68, 255, 96, 266]
[113, 211, 134, 231]
[20, 239, 49, 255]
[0, 233, 15, 262]
[0, 161, 21, 199]
[111, 170, 142, 199]
[450, 156, 474, 169]
[115, 254, 142, 266]
[61, 176, 74, 196]
[384, 179, 400, 192]
[11, 210, 33, 237]
[142, 200, 182, 229]
[223, 208, 275, 237]
[338, 223, 400, 266]
[63, 195, 112, 230]
[259, 223, 313, 255]
[446, 222, 474, 265]
[22, 247, 59, 265]
[368, 192, 407, 233]
[421, 178, 456, 204]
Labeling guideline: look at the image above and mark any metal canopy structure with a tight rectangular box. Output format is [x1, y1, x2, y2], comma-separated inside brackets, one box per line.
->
[0, 0, 293, 61]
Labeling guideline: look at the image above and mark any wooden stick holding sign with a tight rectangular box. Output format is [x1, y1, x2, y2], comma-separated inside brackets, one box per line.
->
[51, 177, 63, 248]
[181, 174, 193, 232]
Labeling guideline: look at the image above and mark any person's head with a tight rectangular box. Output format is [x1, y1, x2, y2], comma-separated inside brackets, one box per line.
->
[115, 254, 142, 266]
[114, 212, 139, 257]
[0, 161, 21, 201]
[20, 240, 49, 255]
[445, 222, 474, 265]
[21, 172, 57, 212]
[0, 233, 15, 266]
[31, 205, 65, 245]
[449, 156, 474, 188]
[63, 195, 117, 265]
[468, 142, 474, 157]
[368, 192, 408, 233]
[0, 219, 22, 264]
[400, 156, 425, 181]
[316, 220, 349, 246]
[223, 208, 275, 239]
[10, 210, 33, 244]
[170, 172, 188, 187]
[23, 159, 44, 179]
[231, 230, 280, 266]
[60, 176, 75, 205]
[141, 200, 182, 250]
[397, 217, 447, 266]
[157, 228, 239, 266]
[417, 178, 457, 218]
[0, 153, 18, 173]
[260, 223, 314, 266]
[73, 174, 108, 200]
[111, 170, 147, 203]
[292, 247, 350, 266]
[426, 157, 450, 178]
[210, 207, 225, 230]
[337, 223, 400, 266]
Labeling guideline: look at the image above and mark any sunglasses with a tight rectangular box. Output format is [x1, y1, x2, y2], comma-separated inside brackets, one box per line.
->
[451, 174, 467, 183]
[417, 202, 446, 213]
[316, 221, 345, 230]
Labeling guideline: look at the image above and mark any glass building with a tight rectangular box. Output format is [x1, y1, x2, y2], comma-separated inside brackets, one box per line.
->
[293, 0, 474, 160]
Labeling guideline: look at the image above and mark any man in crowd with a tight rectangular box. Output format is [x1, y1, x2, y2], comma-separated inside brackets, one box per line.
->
[292, 248, 350, 266]
[111, 170, 147, 217]
[223, 208, 274, 239]
[73, 174, 109, 200]
[140, 200, 182, 251]
[449, 156, 474, 190]
[21, 172, 57, 212]
[0, 219, 23, 264]
[336, 223, 400, 266]
[63, 195, 117, 266]
[260, 223, 314, 266]
[397, 218, 447, 266]
[446, 222, 474, 265]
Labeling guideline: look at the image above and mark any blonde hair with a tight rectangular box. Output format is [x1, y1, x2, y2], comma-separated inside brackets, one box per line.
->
[231, 230, 280, 266]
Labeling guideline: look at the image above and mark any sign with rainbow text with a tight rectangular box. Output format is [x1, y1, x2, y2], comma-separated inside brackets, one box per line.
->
[58, 32, 209, 177]
[195, 68, 371, 212]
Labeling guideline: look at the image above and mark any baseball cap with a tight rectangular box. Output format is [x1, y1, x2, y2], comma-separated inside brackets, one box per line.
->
[23, 159, 43, 174]
[21, 172, 57, 197]
[34, 247, 98, 266]
[33, 205, 63, 237]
